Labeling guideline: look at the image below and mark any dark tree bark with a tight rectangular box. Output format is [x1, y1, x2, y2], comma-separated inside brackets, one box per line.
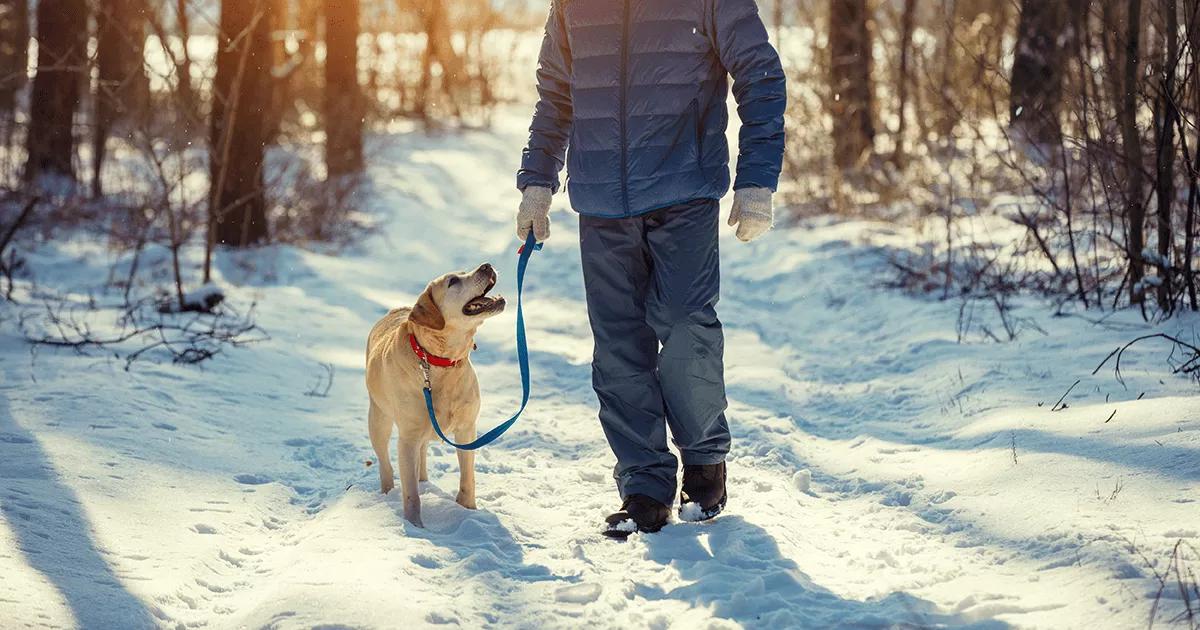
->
[93, 0, 149, 198]
[829, 0, 874, 172]
[324, 0, 363, 176]
[416, 0, 465, 123]
[298, 0, 321, 85]
[23, 0, 87, 186]
[263, 0, 290, 146]
[1009, 0, 1069, 149]
[300, 0, 321, 50]
[1186, 0, 1200, 309]
[175, 0, 196, 128]
[891, 0, 916, 167]
[208, 0, 274, 249]
[0, 0, 28, 125]
[1118, 0, 1146, 305]
[1154, 0, 1179, 312]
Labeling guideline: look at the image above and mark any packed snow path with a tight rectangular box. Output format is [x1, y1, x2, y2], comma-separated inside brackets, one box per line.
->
[2, 109, 1198, 629]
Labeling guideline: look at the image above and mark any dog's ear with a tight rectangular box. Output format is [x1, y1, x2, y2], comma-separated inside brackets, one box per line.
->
[409, 287, 445, 331]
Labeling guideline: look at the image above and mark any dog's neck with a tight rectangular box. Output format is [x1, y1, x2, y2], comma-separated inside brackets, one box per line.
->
[411, 324, 477, 363]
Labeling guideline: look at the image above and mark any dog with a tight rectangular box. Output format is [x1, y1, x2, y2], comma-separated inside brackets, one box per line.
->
[365, 263, 506, 527]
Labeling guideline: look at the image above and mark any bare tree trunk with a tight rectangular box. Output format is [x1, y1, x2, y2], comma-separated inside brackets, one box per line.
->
[1119, 0, 1146, 306]
[264, 0, 291, 146]
[0, 0, 28, 125]
[325, 0, 363, 176]
[892, 0, 916, 167]
[93, 0, 149, 198]
[23, 0, 86, 187]
[176, 0, 196, 128]
[1154, 0, 1179, 312]
[300, 0, 321, 52]
[416, 0, 464, 124]
[829, 0, 874, 172]
[297, 0, 321, 108]
[208, 0, 273, 251]
[773, 0, 784, 45]
[1186, 0, 1200, 309]
[1009, 0, 1068, 150]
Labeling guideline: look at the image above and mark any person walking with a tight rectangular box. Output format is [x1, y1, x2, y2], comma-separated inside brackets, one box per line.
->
[515, 0, 785, 538]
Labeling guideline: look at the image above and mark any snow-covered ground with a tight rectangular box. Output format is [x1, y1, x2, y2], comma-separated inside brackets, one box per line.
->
[1, 106, 1198, 629]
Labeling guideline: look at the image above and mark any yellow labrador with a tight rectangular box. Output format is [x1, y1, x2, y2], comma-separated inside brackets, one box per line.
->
[365, 264, 505, 527]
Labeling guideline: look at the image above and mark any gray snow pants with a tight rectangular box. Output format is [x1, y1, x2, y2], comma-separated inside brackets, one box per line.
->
[578, 198, 730, 506]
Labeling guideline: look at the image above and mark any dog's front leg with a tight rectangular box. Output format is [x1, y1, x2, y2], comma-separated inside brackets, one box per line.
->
[455, 428, 477, 510]
[368, 402, 394, 494]
[397, 438, 424, 527]
[418, 443, 428, 482]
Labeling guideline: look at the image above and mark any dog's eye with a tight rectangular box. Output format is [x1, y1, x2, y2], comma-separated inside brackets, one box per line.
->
[448, 277, 460, 287]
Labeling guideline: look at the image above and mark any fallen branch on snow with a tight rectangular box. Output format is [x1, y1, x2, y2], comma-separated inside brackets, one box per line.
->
[22, 295, 268, 370]
[1092, 333, 1200, 388]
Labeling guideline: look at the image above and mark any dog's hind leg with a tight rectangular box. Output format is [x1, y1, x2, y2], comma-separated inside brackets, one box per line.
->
[455, 428, 477, 510]
[418, 444, 428, 482]
[397, 438, 424, 527]
[369, 401, 395, 494]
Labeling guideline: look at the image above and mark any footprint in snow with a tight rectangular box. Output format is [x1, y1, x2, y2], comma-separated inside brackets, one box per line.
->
[233, 473, 272, 485]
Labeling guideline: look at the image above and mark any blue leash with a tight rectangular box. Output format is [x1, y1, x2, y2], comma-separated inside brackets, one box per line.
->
[421, 232, 543, 450]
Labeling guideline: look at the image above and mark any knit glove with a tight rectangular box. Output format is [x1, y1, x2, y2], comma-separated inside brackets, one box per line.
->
[728, 187, 774, 242]
[516, 186, 552, 243]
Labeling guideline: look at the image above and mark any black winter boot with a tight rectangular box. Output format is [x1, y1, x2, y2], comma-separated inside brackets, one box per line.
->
[602, 494, 670, 539]
[679, 461, 727, 521]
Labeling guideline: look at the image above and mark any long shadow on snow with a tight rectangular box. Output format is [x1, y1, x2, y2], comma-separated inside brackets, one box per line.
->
[0, 392, 155, 628]
[962, 428, 1199, 481]
[641, 516, 1008, 629]
[721, 388, 1189, 585]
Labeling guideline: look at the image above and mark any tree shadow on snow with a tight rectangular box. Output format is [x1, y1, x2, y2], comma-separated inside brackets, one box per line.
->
[640, 515, 1008, 629]
[0, 392, 155, 628]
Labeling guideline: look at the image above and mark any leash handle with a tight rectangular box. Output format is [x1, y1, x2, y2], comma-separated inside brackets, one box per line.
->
[423, 232, 542, 450]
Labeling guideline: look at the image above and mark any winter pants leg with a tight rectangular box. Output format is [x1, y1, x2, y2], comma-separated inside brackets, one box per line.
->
[578, 198, 730, 507]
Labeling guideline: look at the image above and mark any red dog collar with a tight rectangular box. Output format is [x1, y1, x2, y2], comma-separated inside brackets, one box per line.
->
[409, 333, 462, 368]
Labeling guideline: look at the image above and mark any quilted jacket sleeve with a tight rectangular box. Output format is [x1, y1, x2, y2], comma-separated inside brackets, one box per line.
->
[710, 0, 786, 191]
[517, 1, 573, 193]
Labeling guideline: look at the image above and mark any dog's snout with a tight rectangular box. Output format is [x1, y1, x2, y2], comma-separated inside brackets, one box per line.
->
[480, 263, 494, 275]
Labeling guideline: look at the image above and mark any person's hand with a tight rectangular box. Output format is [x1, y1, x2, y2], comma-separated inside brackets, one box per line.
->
[517, 186, 552, 243]
[728, 187, 773, 242]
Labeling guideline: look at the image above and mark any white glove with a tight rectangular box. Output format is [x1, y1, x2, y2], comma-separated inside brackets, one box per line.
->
[516, 186, 552, 243]
[728, 187, 774, 242]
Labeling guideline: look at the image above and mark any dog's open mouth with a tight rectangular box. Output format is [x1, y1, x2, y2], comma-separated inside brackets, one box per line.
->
[462, 271, 505, 316]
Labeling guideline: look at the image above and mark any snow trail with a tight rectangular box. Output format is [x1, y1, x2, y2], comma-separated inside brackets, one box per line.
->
[1, 108, 1198, 628]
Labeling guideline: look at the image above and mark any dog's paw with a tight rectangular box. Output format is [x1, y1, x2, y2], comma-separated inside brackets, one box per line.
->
[403, 498, 424, 527]
[380, 480, 394, 495]
[456, 491, 477, 510]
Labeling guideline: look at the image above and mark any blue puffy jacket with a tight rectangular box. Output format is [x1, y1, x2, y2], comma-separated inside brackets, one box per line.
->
[517, 0, 786, 218]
